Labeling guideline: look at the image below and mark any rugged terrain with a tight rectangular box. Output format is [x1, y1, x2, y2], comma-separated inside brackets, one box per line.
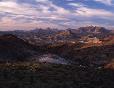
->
[0, 63, 114, 88]
[0, 34, 40, 62]
[0, 26, 114, 88]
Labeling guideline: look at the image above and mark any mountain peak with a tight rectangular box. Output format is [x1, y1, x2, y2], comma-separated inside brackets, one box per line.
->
[78, 26, 110, 34]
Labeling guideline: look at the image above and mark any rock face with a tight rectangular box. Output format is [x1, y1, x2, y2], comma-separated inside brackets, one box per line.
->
[0, 34, 38, 62]
[78, 26, 110, 34]
[45, 42, 114, 67]
[38, 54, 69, 65]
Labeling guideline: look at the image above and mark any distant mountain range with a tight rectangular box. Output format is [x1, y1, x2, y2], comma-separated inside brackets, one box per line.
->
[30, 26, 112, 36]
[0, 26, 112, 36]
[78, 26, 110, 34]
[0, 26, 113, 47]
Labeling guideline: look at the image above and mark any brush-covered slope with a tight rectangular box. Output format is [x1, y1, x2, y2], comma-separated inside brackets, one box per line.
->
[0, 34, 39, 62]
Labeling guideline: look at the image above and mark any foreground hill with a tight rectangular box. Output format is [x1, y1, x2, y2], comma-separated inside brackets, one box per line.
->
[0, 34, 40, 62]
[46, 42, 114, 67]
[0, 34, 70, 64]
[1, 34, 114, 67]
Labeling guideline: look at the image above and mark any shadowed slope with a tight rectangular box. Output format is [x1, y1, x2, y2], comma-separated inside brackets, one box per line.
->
[0, 34, 39, 62]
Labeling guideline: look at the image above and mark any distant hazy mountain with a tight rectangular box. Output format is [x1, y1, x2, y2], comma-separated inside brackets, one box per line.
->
[0, 26, 113, 42]
[78, 26, 110, 34]
[67, 26, 111, 35]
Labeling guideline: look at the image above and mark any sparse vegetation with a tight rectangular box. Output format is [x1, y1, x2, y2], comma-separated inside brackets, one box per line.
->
[0, 62, 114, 88]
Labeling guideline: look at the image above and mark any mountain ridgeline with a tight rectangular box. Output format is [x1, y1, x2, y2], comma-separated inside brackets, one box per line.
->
[0, 26, 112, 40]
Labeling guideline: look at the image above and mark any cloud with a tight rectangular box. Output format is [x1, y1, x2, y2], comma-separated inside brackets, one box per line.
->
[0, 16, 67, 30]
[66, 0, 75, 1]
[94, 0, 112, 5]
[0, 0, 70, 20]
[35, 0, 49, 2]
[68, 2, 114, 19]
[0, 1, 39, 15]
[0, 0, 114, 30]
[68, 3, 86, 7]
[75, 7, 113, 18]
[0, 0, 71, 30]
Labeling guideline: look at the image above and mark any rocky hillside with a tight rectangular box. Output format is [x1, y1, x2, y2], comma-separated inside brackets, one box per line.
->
[45, 42, 114, 67]
[0, 34, 40, 62]
[78, 26, 110, 34]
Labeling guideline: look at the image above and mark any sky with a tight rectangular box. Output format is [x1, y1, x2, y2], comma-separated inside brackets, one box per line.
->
[0, 0, 114, 30]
